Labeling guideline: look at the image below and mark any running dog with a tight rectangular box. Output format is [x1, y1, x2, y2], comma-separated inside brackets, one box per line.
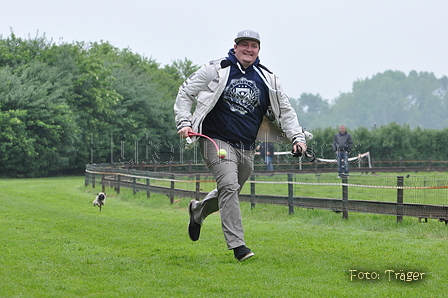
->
[93, 192, 106, 211]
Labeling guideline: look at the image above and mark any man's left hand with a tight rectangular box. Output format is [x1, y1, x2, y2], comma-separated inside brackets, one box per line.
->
[293, 142, 307, 156]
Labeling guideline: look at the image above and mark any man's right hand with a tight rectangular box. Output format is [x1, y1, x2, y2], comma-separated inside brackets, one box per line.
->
[178, 126, 193, 138]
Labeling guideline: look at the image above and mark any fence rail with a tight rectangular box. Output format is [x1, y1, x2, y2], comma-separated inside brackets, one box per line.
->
[106, 158, 448, 174]
[85, 164, 448, 224]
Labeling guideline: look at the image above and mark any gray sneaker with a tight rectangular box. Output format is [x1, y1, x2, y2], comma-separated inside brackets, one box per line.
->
[233, 245, 254, 261]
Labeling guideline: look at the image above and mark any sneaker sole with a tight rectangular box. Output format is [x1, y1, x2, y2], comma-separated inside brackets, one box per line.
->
[237, 251, 254, 262]
[188, 200, 200, 241]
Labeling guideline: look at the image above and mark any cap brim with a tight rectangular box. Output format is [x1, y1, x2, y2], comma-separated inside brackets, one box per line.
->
[234, 37, 260, 44]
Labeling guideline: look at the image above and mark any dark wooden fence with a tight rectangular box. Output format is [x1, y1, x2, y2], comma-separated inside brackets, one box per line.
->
[85, 164, 448, 224]
[101, 158, 448, 174]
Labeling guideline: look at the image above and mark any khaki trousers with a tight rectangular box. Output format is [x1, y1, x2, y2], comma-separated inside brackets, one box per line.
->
[192, 138, 255, 249]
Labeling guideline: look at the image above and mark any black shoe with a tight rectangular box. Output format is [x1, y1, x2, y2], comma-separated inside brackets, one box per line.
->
[233, 245, 254, 261]
[188, 200, 201, 241]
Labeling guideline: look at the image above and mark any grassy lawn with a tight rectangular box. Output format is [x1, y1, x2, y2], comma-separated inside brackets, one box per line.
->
[1, 176, 447, 297]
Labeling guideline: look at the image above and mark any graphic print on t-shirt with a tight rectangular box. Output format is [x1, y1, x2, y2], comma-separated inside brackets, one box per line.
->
[223, 77, 260, 115]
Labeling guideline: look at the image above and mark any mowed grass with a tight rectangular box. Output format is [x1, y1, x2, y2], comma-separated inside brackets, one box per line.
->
[1, 176, 447, 297]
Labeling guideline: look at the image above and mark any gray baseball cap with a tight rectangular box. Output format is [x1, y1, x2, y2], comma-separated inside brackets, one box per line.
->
[234, 29, 261, 44]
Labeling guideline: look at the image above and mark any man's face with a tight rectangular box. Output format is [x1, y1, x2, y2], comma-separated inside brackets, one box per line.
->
[340, 126, 346, 134]
[233, 40, 260, 68]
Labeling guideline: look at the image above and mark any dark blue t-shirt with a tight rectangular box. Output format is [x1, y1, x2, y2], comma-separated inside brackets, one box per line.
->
[202, 50, 269, 150]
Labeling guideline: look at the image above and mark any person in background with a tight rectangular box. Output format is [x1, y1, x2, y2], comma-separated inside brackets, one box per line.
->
[257, 142, 275, 171]
[333, 125, 353, 178]
[174, 29, 307, 261]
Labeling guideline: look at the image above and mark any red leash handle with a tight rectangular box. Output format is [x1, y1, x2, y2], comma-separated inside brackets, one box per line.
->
[187, 131, 219, 152]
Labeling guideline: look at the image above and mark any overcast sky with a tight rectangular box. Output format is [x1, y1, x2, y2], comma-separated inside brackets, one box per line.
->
[1, 0, 447, 101]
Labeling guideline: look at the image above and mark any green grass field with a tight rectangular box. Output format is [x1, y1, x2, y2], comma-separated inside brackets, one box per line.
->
[1, 176, 447, 297]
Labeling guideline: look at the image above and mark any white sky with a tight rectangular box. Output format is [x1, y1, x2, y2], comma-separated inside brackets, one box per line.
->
[1, 0, 447, 101]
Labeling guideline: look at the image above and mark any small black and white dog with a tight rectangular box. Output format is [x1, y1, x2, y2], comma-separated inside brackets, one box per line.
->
[93, 192, 106, 211]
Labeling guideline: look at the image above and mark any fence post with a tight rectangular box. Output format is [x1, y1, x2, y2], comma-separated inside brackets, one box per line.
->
[133, 177, 137, 195]
[116, 175, 121, 194]
[288, 173, 294, 215]
[170, 173, 174, 204]
[102, 174, 106, 193]
[146, 177, 151, 198]
[342, 174, 348, 219]
[250, 175, 256, 209]
[195, 174, 200, 201]
[397, 176, 404, 223]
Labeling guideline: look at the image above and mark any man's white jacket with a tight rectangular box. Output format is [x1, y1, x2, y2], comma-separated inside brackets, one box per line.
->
[174, 58, 306, 145]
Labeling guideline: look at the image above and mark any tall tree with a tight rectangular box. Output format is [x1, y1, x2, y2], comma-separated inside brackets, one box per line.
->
[292, 93, 332, 130]
[0, 61, 77, 176]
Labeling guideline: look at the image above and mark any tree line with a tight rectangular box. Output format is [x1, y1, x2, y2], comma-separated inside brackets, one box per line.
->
[0, 32, 197, 177]
[1, 33, 447, 177]
[294, 70, 448, 130]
